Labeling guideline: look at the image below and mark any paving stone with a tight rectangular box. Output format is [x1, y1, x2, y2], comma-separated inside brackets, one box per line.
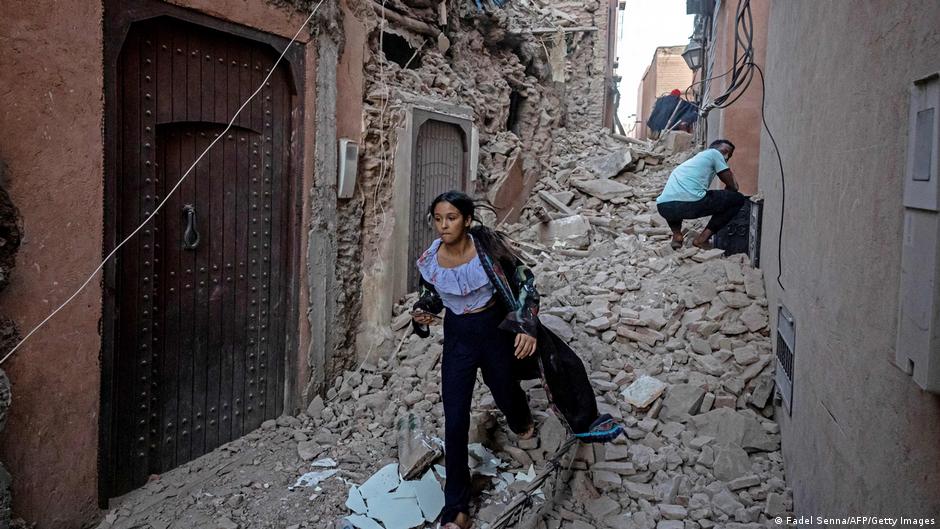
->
[713, 444, 753, 481]
[656, 521, 684, 529]
[539, 313, 575, 342]
[617, 326, 665, 346]
[658, 504, 688, 520]
[572, 178, 634, 201]
[305, 395, 325, 420]
[765, 492, 787, 516]
[732, 346, 759, 366]
[621, 376, 667, 408]
[700, 392, 715, 413]
[623, 481, 656, 500]
[586, 148, 634, 179]
[718, 291, 751, 309]
[592, 470, 622, 491]
[296, 440, 324, 461]
[592, 461, 636, 475]
[604, 444, 631, 461]
[729, 474, 762, 491]
[739, 304, 767, 332]
[748, 377, 775, 409]
[660, 384, 706, 422]
[712, 488, 744, 515]
[539, 215, 593, 249]
[586, 496, 621, 519]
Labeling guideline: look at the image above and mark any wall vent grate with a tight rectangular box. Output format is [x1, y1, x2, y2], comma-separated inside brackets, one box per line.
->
[775, 305, 795, 415]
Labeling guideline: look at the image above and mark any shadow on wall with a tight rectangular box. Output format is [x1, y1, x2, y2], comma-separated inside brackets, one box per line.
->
[0, 162, 23, 527]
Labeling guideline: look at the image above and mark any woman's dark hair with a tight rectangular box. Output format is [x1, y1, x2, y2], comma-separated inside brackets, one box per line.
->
[428, 190, 520, 263]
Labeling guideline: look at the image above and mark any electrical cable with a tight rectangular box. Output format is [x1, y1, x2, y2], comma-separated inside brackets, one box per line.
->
[748, 61, 786, 290]
[0, 0, 328, 367]
[685, 0, 787, 290]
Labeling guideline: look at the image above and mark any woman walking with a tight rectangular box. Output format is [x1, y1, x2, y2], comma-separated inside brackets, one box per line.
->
[411, 191, 622, 529]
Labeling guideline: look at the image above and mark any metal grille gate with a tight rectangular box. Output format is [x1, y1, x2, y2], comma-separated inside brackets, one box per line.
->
[104, 17, 294, 496]
[408, 120, 467, 291]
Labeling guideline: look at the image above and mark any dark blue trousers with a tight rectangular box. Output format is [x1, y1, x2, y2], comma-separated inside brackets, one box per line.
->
[440, 304, 533, 524]
[657, 189, 746, 233]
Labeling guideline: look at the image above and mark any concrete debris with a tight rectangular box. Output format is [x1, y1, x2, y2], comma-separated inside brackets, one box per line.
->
[621, 376, 668, 409]
[90, 105, 790, 529]
[712, 444, 753, 482]
[691, 409, 780, 452]
[585, 148, 634, 179]
[663, 131, 693, 154]
[539, 313, 575, 342]
[538, 214, 593, 249]
[571, 177, 635, 201]
[659, 384, 706, 422]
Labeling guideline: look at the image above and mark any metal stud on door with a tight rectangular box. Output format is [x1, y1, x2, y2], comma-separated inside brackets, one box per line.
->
[104, 16, 295, 497]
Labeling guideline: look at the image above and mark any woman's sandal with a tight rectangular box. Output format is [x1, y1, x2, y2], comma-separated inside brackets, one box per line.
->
[517, 422, 537, 441]
[574, 414, 624, 443]
[443, 512, 473, 529]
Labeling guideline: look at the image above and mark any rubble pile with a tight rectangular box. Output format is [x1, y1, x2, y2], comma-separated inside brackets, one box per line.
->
[97, 136, 792, 529]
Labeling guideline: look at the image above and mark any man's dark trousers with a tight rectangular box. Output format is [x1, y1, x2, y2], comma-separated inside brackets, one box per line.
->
[656, 189, 746, 233]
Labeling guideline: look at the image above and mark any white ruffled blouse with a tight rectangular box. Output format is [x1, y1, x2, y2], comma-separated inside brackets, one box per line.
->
[416, 237, 495, 314]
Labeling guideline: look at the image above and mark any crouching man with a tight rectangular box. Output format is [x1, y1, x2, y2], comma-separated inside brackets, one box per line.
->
[656, 139, 745, 250]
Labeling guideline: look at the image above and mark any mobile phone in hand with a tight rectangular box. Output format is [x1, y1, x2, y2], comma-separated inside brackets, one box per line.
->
[410, 308, 441, 321]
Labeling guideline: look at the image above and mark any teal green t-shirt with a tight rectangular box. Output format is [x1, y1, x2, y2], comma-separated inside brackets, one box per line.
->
[656, 148, 729, 204]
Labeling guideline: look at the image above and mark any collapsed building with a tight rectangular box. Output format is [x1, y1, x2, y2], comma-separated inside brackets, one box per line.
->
[0, 0, 622, 525]
[352, 0, 623, 375]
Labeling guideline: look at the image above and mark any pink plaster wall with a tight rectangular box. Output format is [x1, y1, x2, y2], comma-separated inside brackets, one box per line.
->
[0, 0, 320, 525]
[705, 0, 768, 195]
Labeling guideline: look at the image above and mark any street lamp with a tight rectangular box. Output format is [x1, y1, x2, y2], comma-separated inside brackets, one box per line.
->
[682, 38, 703, 71]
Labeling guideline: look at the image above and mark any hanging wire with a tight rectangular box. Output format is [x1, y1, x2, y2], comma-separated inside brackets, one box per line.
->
[0, 0, 329, 367]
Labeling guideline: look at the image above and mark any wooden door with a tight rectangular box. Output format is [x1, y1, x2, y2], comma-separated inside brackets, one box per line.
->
[104, 16, 295, 496]
[408, 120, 467, 291]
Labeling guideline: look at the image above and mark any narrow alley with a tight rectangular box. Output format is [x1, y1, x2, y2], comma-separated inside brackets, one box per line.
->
[0, 1, 939, 529]
[95, 131, 787, 529]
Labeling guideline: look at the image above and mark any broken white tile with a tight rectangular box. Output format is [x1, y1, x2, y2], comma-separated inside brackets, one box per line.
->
[358, 463, 400, 501]
[311, 457, 338, 468]
[290, 469, 338, 490]
[345, 514, 384, 529]
[366, 493, 424, 529]
[345, 485, 367, 515]
[389, 482, 417, 499]
[514, 465, 537, 483]
[468, 443, 502, 477]
[434, 464, 446, 479]
[412, 470, 445, 522]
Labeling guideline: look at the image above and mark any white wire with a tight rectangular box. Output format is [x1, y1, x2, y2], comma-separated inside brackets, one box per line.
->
[0, 0, 327, 366]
